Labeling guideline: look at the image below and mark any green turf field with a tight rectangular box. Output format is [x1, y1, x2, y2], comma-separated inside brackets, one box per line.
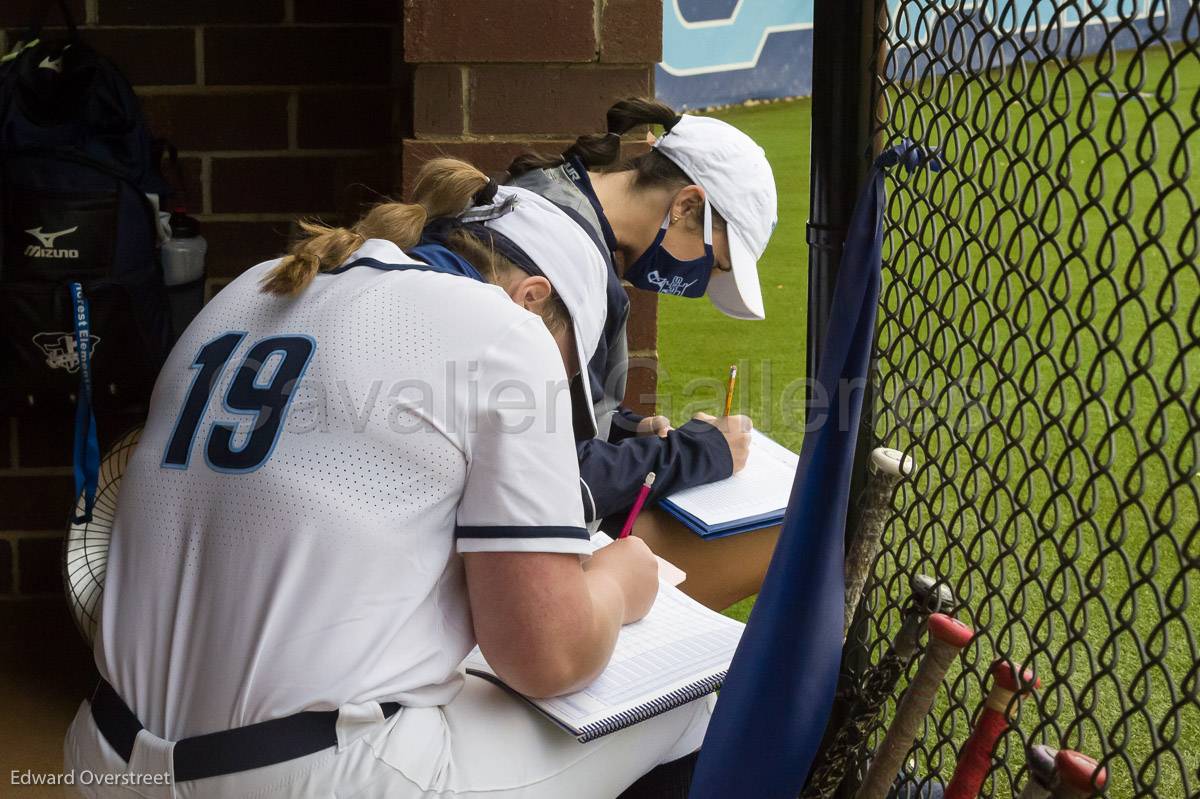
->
[656, 98, 812, 624]
[659, 47, 1199, 797]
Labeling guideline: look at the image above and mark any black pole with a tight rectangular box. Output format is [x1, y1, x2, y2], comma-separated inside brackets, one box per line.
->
[806, 1, 883, 797]
[806, 0, 874, 383]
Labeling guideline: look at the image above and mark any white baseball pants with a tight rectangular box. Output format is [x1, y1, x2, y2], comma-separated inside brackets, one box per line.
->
[63, 674, 713, 798]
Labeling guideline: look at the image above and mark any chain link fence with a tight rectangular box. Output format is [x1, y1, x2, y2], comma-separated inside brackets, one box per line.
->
[810, 1, 1200, 797]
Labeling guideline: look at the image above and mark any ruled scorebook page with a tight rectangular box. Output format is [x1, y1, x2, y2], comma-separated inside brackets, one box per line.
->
[463, 580, 744, 733]
[664, 430, 799, 527]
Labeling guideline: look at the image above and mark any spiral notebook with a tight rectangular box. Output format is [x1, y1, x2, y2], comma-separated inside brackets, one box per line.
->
[659, 430, 799, 538]
[463, 578, 744, 742]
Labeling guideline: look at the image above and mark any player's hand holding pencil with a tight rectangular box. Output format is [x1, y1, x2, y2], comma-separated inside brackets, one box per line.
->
[693, 411, 753, 472]
[692, 364, 754, 472]
[617, 472, 687, 587]
[583, 535, 659, 624]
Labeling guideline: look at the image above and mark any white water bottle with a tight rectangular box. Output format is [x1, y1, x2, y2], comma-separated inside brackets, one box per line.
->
[162, 211, 207, 340]
[162, 212, 206, 286]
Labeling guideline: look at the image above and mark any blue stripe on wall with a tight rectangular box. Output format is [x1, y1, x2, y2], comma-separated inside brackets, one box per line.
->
[656, 0, 1183, 111]
[657, 27, 812, 111]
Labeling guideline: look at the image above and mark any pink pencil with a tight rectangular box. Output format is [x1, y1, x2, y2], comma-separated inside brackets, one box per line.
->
[618, 472, 656, 539]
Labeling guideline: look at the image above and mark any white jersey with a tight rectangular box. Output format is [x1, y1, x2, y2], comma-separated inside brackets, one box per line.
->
[96, 238, 591, 741]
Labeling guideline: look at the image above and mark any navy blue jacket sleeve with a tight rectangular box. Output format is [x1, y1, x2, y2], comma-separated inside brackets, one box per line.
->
[577, 419, 734, 523]
[607, 407, 646, 443]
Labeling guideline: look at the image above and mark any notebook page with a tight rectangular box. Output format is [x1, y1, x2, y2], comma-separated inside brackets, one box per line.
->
[535, 583, 743, 724]
[663, 430, 799, 526]
[464, 580, 744, 731]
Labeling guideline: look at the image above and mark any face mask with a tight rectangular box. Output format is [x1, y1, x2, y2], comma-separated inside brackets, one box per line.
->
[624, 198, 714, 298]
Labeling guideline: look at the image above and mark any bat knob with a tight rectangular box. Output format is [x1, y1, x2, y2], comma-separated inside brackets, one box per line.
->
[1027, 744, 1058, 785]
[991, 659, 1040, 693]
[1056, 750, 1107, 792]
[911, 573, 955, 613]
[870, 447, 915, 477]
[928, 613, 974, 647]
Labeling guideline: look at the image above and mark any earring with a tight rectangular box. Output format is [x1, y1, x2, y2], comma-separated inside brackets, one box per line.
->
[671, 215, 680, 224]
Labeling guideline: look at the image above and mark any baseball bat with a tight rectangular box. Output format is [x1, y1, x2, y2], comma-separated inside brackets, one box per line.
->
[804, 573, 955, 798]
[855, 614, 975, 799]
[1052, 750, 1108, 798]
[844, 447, 916, 637]
[1016, 744, 1058, 799]
[944, 660, 1041, 799]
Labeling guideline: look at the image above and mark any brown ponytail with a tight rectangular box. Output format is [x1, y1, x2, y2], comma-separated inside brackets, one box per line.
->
[505, 96, 724, 233]
[260, 158, 490, 296]
[507, 97, 683, 179]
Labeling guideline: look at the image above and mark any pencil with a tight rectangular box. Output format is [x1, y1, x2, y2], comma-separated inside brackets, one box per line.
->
[723, 364, 737, 416]
[618, 472, 656, 539]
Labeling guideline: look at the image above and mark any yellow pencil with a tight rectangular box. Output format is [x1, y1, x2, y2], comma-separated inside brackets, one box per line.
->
[724, 364, 737, 416]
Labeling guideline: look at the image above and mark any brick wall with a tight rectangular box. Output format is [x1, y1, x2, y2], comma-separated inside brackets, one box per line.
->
[0, 0, 661, 603]
[402, 0, 663, 416]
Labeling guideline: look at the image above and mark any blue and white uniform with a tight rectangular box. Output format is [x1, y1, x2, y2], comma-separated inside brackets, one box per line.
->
[64, 190, 712, 797]
[508, 114, 779, 525]
[509, 159, 736, 523]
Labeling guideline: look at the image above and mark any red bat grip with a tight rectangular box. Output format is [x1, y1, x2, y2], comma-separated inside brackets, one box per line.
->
[855, 614, 973, 799]
[945, 660, 1040, 799]
[945, 708, 1008, 798]
[1055, 749, 1108, 798]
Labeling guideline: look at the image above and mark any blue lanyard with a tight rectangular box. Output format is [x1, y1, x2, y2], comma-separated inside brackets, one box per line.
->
[70, 282, 100, 524]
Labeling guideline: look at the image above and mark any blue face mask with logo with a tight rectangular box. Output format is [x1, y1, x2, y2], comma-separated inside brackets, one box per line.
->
[624, 198, 714, 298]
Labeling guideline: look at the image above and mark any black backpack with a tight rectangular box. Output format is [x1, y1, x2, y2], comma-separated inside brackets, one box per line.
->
[0, 2, 171, 416]
[0, 1, 172, 518]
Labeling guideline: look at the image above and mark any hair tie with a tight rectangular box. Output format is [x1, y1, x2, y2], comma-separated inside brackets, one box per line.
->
[605, 131, 621, 142]
[472, 177, 499, 207]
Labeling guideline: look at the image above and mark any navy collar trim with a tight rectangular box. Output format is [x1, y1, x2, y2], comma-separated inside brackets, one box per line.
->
[330, 256, 479, 279]
[562, 156, 620, 257]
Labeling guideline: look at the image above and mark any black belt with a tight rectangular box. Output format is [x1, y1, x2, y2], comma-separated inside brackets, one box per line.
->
[90, 680, 401, 782]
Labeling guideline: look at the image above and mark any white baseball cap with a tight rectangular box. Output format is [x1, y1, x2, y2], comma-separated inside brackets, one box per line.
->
[653, 114, 778, 320]
[473, 185, 609, 435]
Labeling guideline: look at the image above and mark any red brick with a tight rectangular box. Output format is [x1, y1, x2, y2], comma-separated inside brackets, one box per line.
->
[625, 286, 658, 352]
[211, 156, 336, 213]
[294, 0, 398, 23]
[205, 26, 392, 86]
[13, 27, 196, 85]
[99, 0, 284, 24]
[17, 536, 62, 595]
[298, 88, 397, 149]
[622, 355, 660, 416]
[161, 156, 203, 215]
[210, 154, 393, 216]
[412, 65, 464, 137]
[404, 0, 596, 63]
[141, 93, 289, 151]
[401, 138, 572, 196]
[0, 0, 84, 29]
[0, 540, 10, 594]
[0, 475, 74, 529]
[600, 0, 663, 63]
[336, 153, 401, 216]
[203, 221, 295, 279]
[468, 66, 651, 135]
[618, 139, 652, 163]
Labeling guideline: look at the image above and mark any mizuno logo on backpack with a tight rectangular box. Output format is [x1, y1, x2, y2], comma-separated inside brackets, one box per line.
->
[24, 226, 80, 258]
[0, 18, 172, 426]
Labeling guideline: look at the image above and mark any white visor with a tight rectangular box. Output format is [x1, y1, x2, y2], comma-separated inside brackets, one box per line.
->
[706, 224, 765, 320]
